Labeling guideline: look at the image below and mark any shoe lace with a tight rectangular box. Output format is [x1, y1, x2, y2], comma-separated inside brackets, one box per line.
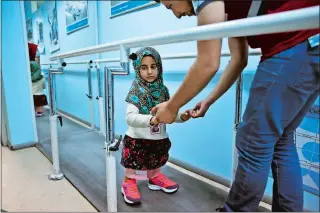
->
[154, 173, 175, 185]
[126, 180, 138, 193]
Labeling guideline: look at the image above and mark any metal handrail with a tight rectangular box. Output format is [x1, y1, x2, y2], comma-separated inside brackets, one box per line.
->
[49, 6, 318, 61]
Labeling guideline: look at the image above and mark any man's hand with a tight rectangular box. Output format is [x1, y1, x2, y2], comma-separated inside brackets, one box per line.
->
[187, 99, 211, 118]
[150, 102, 179, 124]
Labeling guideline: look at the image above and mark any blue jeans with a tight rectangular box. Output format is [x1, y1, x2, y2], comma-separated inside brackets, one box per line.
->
[225, 39, 320, 212]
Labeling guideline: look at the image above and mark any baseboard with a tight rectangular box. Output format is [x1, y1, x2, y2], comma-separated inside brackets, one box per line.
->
[56, 108, 98, 130]
[8, 141, 37, 151]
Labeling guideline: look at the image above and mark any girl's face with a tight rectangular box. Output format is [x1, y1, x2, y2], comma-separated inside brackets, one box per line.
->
[139, 56, 159, 83]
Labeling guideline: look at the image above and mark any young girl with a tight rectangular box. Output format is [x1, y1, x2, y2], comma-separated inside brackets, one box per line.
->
[121, 47, 191, 205]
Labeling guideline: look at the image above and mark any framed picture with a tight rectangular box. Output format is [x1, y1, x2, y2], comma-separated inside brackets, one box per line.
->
[26, 18, 33, 42]
[65, 1, 89, 34]
[110, 0, 158, 18]
[36, 19, 45, 54]
[47, 1, 60, 53]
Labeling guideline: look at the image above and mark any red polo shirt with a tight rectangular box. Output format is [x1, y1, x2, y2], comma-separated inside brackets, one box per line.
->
[195, 0, 320, 61]
[225, 0, 319, 61]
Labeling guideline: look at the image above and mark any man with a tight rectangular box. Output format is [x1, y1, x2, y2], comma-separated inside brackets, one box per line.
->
[151, 0, 319, 211]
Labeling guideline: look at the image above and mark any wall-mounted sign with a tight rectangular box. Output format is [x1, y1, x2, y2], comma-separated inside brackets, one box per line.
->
[65, 1, 89, 34]
[111, 0, 158, 18]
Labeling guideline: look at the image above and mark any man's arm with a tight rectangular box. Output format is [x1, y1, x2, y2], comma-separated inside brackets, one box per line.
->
[187, 36, 248, 118]
[205, 36, 248, 105]
[167, 1, 226, 111]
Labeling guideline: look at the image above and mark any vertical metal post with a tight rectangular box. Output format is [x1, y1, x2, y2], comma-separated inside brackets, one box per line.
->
[48, 68, 64, 181]
[103, 47, 129, 212]
[87, 61, 95, 129]
[231, 74, 243, 182]
[109, 71, 115, 143]
[104, 67, 117, 212]
[96, 62, 106, 137]
[48, 68, 55, 116]
[97, 63, 102, 98]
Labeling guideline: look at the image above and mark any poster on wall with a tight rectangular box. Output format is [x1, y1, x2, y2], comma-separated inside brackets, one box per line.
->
[264, 99, 320, 196]
[65, 1, 89, 34]
[110, 0, 158, 18]
[47, 1, 60, 53]
[26, 18, 33, 42]
[36, 19, 45, 54]
[295, 100, 319, 196]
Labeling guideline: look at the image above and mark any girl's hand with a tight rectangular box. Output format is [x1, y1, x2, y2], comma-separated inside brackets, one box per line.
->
[180, 111, 191, 122]
[150, 116, 159, 126]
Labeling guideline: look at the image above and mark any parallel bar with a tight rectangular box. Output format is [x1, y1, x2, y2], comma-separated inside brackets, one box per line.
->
[42, 62, 58, 66]
[94, 49, 262, 64]
[50, 7, 319, 60]
[87, 63, 95, 130]
[95, 58, 120, 63]
[41, 60, 91, 65]
[161, 49, 261, 60]
[42, 50, 262, 66]
[51, 71, 63, 74]
[66, 60, 92, 65]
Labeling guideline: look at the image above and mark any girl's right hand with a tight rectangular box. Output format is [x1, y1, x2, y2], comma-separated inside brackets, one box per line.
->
[180, 111, 191, 122]
[150, 116, 159, 126]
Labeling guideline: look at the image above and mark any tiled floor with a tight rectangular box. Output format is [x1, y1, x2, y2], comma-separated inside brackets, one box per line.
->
[1, 146, 97, 212]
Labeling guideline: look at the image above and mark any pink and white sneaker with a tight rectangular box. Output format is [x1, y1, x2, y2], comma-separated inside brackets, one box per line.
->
[148, 173, 179, 193]
[36, 112, 44, 117]
[121, 178, 141, 205]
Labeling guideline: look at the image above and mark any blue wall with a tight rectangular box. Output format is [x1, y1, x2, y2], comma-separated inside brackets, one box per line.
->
[24, 1, 32, 20]
[21, 1, 319, 211]
[2, 1, 37, 147]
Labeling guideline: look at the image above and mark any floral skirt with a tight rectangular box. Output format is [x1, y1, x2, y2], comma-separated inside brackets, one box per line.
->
[120, 135, 171, 171]
[33, 95, 48, 107]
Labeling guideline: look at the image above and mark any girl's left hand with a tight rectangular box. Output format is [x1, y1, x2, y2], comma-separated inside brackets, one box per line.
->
[180, 111, 191, 122]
